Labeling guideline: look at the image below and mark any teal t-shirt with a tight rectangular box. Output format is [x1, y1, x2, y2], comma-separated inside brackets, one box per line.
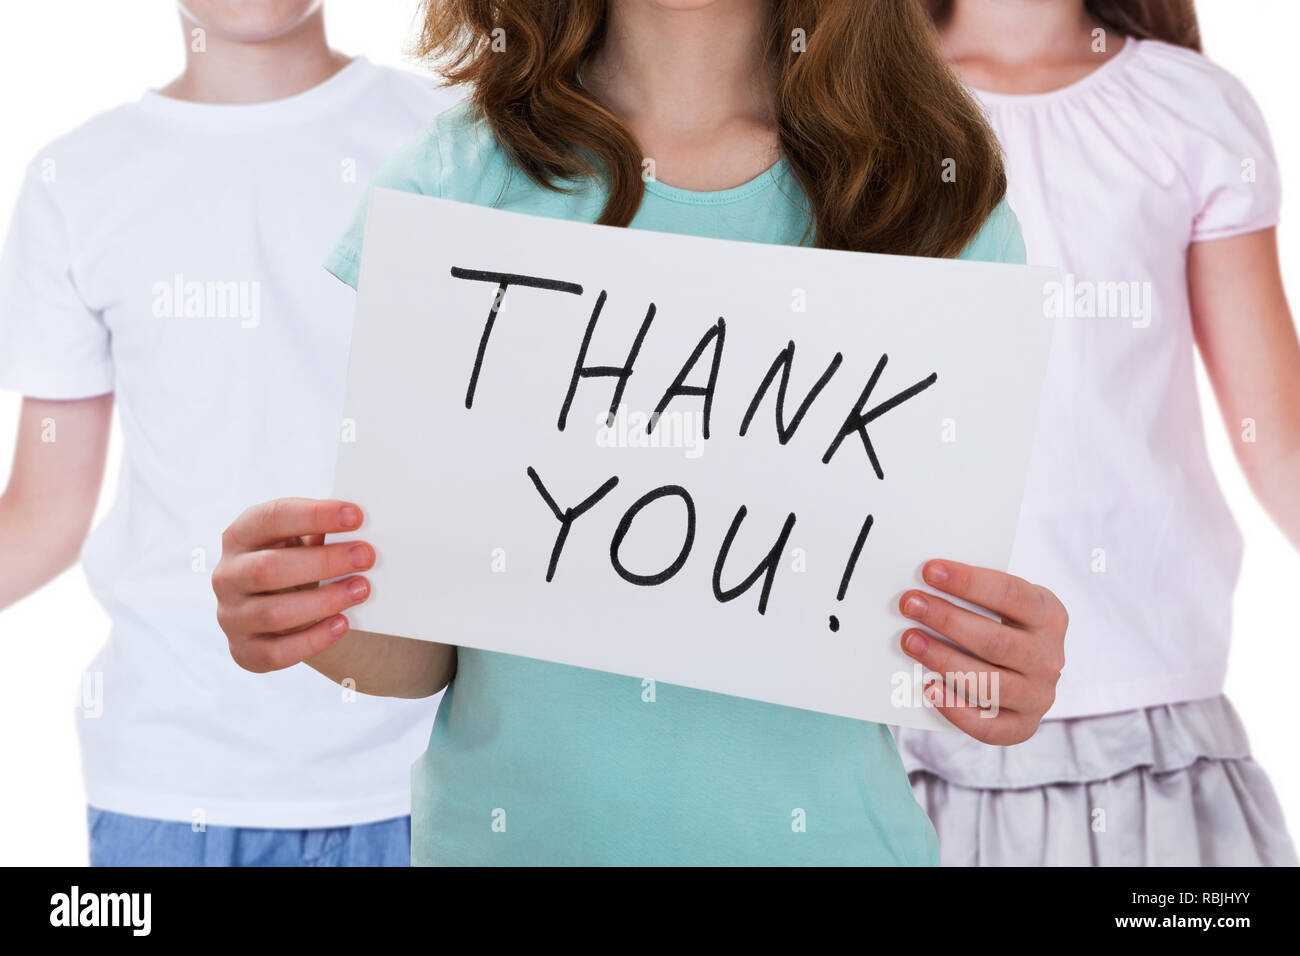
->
[327, 102, 1026, 866]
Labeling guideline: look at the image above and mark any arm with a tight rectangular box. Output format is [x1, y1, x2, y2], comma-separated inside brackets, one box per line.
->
[1189, 228, 1300, 551]
[212, 497, 455, 698]
[306, 625, 455, 700]
[0, 394, 112, 609]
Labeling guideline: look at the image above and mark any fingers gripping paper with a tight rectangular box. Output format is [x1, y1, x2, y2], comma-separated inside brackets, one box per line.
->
[333, 189, 1056, 730]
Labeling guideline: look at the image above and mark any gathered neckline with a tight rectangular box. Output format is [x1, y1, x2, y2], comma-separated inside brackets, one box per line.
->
[965, 37, 1139, 106]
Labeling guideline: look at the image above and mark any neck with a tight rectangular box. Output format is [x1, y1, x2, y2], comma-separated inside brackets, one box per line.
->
[943, 0, 1096, 62]
[160, 9, 350, 104]
[586, 0, 772, 131]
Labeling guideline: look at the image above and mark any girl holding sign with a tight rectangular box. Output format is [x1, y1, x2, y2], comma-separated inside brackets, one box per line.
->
[212, 0, 1068, 865]
[896, 0, 1300, 865]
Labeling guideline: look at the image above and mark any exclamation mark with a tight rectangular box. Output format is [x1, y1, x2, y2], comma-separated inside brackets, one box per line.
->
[829, 514, 873, 632]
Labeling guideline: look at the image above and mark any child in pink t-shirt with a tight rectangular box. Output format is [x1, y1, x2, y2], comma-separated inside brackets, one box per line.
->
[901, 0, 1299, 865]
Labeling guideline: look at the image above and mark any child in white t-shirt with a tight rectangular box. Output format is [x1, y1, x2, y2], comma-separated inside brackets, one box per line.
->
[0, 0, 457, 864]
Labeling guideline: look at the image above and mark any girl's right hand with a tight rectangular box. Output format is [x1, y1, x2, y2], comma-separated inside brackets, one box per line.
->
[212, 498, 374, 673]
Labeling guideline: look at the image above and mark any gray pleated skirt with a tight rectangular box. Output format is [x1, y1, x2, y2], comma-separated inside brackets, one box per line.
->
[892, 696, 1297, 866]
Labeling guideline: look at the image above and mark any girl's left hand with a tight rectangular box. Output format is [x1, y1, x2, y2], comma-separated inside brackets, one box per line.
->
[899, 559, 1067, 745]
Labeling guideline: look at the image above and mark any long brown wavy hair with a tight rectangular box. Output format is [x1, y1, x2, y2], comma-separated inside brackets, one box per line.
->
[922, 0, 1202, 51]
[415, 0, 1007, 259]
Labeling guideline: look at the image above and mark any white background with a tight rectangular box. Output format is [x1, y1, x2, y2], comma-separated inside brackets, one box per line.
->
[0, 0, 1296, 865]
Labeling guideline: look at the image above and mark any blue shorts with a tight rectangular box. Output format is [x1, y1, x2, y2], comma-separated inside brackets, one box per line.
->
[88, 807, 411, 866]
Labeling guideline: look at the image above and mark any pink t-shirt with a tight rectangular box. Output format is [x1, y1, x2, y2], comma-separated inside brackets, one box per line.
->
[982, 39, 1281, 717]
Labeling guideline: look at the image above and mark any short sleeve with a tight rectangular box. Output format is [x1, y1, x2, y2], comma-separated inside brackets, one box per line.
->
[958, 200, 1027, 265]
[324, 123, 443, 289]
[1188, 75, 1280, 242]
[0, 162, 113, 399]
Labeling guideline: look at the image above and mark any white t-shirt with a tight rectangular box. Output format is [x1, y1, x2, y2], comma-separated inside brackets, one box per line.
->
[983, 40, 1281, 717]
[0, 58, 459, 827]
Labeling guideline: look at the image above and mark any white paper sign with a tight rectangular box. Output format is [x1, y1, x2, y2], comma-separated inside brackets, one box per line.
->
[333, 188, 1056, 730]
